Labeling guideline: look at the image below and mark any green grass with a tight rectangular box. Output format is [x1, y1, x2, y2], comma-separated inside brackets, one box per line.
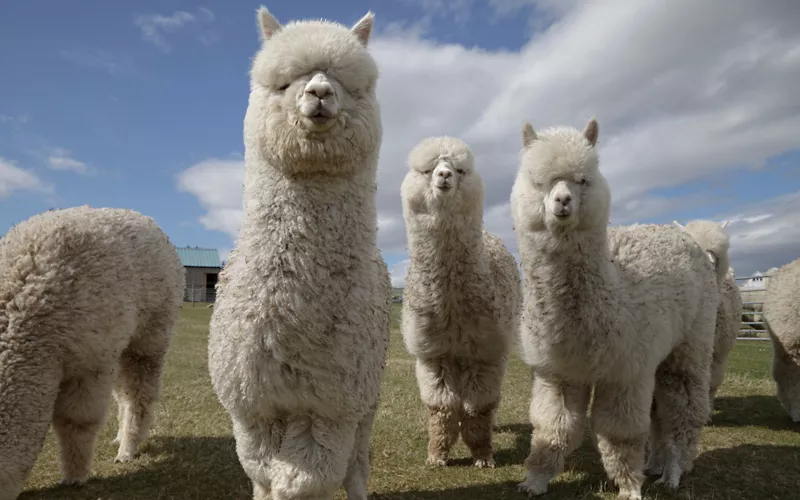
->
[19, 304, 800, 499]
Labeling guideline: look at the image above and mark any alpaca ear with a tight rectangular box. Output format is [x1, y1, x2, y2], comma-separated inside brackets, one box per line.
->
[721, 220, 729, 229]
[522, 123, 537, 147]
[351, 11, 374, 46]
[583, 118, 599, 146]
[257, 6, 282, 41]
[673, 220, 685, 230]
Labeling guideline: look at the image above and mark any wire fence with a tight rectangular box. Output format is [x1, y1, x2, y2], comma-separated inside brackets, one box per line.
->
[183, 285, 216, 305]
[730, 274, 773, 379]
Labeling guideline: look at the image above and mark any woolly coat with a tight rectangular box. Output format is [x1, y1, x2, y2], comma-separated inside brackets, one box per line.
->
[402, 227, 521, 411]
[400, 137, 521, 414]
[763, 257, 800, 421]
[680, 220, 741, 403]
[514, 222, 718, 387]
[206, 12, 392, 498]
[0, 206, 184, 500]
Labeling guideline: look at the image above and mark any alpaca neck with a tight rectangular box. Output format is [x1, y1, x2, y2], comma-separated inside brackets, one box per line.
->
[407, 215, 486, 287]
[525, 228, 618, 322]
[239, 160, 378, 252]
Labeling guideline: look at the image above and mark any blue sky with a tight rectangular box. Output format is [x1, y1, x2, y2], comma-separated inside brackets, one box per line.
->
[2, 0, 799, 279]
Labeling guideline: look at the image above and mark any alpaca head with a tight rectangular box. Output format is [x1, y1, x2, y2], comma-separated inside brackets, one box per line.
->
[246, 7, 381, 176]
[401, 136, 485, 225]
[513, 118, 609, 234]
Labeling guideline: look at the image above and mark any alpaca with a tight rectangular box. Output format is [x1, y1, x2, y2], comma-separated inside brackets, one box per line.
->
[207, 7, 391, 500]
[400, 137, 521, 469]
[510, 119, 718, 500]
[674, 219, 742, 412]
[0, 206, 184, 500]
[763, 257, 800, 422]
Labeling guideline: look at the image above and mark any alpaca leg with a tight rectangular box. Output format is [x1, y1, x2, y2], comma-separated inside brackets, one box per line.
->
[112, 329, 171, 462]
[772, 341, 800, 422]
[415, 357, 461, 466]
[644, 399, 665, 477]
[270, 414, 358, 500]
[231, 417, 282, 500]
[342, 406, 377, 500]
[460, 401, 499, 468]
[425, 405, 460, 466]
[591, 378, 653, 500]
[52, 370, 116, 486]
[518, 374, 590, 496]
[0, 356, 61, 500]
[708, 354, 726, 418]
[652, 347, 711, 490]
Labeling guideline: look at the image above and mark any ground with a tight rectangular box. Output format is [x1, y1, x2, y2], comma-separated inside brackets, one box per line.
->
[19, 304, 800, 500]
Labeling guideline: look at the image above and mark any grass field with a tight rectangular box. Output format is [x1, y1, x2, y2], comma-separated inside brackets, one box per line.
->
[19, 304, 800, 500]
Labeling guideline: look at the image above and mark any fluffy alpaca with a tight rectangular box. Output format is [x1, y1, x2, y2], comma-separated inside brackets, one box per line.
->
[207, 7, 391, 500]
[400, 137, 522, 469]
[763, 257, 800, 422]
[675, 220, 742, 412]
[510, 119, 718, 500]
[0, 206, 184, 500]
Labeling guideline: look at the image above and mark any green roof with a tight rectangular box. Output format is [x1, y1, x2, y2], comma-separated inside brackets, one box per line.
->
[175, 246, 221, 268]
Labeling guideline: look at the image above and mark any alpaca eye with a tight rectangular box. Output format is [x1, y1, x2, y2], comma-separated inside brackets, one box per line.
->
[277, 84, 290, 91]
[422, 170, 432, 175]
[579, 178, 588, 185]
[456, 168, 465, 174]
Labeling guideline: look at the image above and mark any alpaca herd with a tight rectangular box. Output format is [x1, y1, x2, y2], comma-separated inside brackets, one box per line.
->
[0, 7, 798, 500]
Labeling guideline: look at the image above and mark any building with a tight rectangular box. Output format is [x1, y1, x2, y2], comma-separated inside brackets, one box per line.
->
[176, 246, 222, 303]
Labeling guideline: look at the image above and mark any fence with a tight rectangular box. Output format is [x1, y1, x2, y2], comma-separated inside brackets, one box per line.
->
[730, 274, 773, 379]
[184, 284, 217, 304]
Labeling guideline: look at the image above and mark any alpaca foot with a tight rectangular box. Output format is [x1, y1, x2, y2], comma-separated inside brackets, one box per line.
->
[425, 456, 447, 467]
[616, 489, 642, 500]
[474, 457, 495, 469]
[653, 473, 680, 490]
[114, 450, 136, 463]
[516, 470, 551, 496]
[59, 477, 87, 487]
[643, 465, 663, 477]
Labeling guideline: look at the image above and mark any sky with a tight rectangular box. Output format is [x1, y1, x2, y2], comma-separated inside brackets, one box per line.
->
[1, 0, 799, 288]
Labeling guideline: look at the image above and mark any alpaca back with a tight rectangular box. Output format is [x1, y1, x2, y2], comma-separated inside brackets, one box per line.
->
[0, 206, 184, 368]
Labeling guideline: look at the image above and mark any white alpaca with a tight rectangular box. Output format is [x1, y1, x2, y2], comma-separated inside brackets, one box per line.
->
[0, 206, 184, 500]
[674, 219, 742, 412]
[510, 119, 718, 500]
[400, 137, 521, 469]
[207, 7, 391, 500]
[763, 257, 800, 422]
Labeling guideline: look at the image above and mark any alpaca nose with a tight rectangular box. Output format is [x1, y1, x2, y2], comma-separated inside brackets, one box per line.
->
[305, 75, 334, 99]
[437, 169, 452, 179]
[555, 194, 571, 206]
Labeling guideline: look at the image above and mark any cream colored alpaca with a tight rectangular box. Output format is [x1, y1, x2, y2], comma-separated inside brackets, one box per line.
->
[511, 119, 718, 500]
[207, 7, 391, 500]
[674, 219, 742, 412]
[400, 136, 521, 469]
[0, 206, 184, 500]
[763, 257, 800, 422]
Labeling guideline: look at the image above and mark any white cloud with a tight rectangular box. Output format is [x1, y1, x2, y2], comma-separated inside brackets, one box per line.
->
[135, 7, 217, 52]
[0, 157, 51, 198]
[47, 149, 88, 174]
[717, 190, 800, 276]
[177, 0, 800, 277]
[60, 48, 137, 76]
[389, 259, 410, 288]
[175, 159, 244, 239]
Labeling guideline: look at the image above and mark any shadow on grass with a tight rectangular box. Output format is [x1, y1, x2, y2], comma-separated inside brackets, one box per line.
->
[19, 436, 251, 500]
[375, 445, 800, 500]
[711, 395, 800, 430]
